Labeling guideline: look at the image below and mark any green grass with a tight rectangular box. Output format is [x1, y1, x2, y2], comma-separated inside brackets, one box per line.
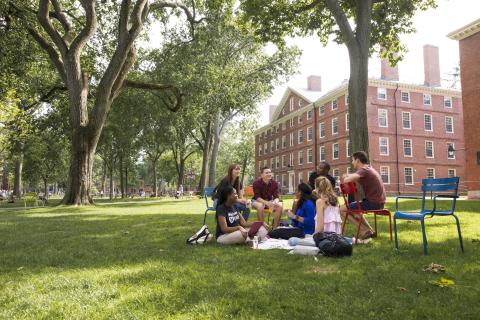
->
[0, 197, 479, 319]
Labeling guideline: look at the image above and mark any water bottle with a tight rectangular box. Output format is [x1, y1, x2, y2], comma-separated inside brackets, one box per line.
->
[253, 236, 259, 249]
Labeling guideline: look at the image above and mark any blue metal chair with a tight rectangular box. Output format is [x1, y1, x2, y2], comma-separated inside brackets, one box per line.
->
[394, 177, 464, 255]
[203, 187, 216, 225]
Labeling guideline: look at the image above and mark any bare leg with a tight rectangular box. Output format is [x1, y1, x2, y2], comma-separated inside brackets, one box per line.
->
[272, 203, 283, 229]
[253, 202, 265, 222]
[340, 205, 374, 238]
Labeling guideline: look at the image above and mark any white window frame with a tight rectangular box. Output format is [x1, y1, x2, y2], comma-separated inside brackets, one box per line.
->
[445, 116, 454, 133]
[289, 152, 294, 166]
[307, 148, 313, 163]
[259, 145, 262, 156]
[346, 139, 351, 158]
[282, 174, 286, 187]
[425, 140, 434, 158]
[307, 126, 313, 141]
[264, 143, 268, 154]
[332, 117, 338, 135]
[426, 168, 435, 179]
[332, 143, 339, 160]
[298, 150, 304, 165]
[401, 91, 410, 103]
[290, 118, 294, 128]
[380, 166, 391, 185]
[404, 167, 414, 185]
[345, 93, 349, 105]
[402, 112, 411, 130]
[275, 156, 280, 169]
[270, 141, 274, 153]
[289, 97, 294, 111]
[447, 142, 456, 160]
[298, 171, 303, 184]
[298, 113, 303, 124]
[424, 114, 433, 132]
[275, 138, 280, 150]
[319, 146, 326, 162]
[448, 169, 456, 178]
[282, 135, 286, 149]
[423, 93, 432, 106]
[377, 87, 387, 100]
[282, 155, 286, 168]
[378, 109, 388, 128]
[319, 122, 325, 138]
[345, 113, 349, 131]
[379, 137, 389, 156]
[403, 139, 413, 157]
[289, 132, 294, 147]
[444, 96, 452, 108]
[298, 129, 303, 144]
[331, 99, 338, 110]
[306, 110, 313, 120]
[320, 105, 325, 115]
[298, 98, 303, 108]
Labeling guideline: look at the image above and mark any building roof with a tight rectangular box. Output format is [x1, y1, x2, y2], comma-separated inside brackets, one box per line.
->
[269, 86, 323, 122]
[447, 18, 480, 41]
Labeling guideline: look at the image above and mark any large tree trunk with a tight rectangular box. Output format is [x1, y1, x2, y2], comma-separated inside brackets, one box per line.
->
[1, 163, 8, 190]
[13, 156, 23, 197]
[152, 160, 158, 197]
[125, 165, 128, 197]
[119, 154, 125, 198]
[101, 160, 107, 196]
[43, 179, 48, 202]
[177, 159, 185, 188]
[109, 159, 114, 200]
[62, 128, 96, 205]
[208, 120, 221, 187]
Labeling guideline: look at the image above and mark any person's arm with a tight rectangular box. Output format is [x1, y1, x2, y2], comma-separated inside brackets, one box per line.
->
[300, 201, 316, 229]
[343, 173, 361, 184]
[218, 216, 247, 235]
[287, 205, 305, 223]
[315, 198, 326, 233]
[272, 181, 281, 204]
[239, 215, 252, 227]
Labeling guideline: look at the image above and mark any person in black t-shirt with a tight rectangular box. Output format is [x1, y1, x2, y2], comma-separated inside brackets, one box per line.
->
[213, 164, 251, 220]
[308, 162, 336, 190]
[216, 186, 268, 245]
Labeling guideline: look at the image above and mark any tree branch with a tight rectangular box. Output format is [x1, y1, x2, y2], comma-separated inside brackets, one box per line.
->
[69, 0, 96, 57]
[50, 0, 72, 36]
[325, 0, 356, 47]
[295, 0, 322, 13]
[25, 85, 67, 110]
[122, 80, 183, 112]
[37, 0, 68, 55]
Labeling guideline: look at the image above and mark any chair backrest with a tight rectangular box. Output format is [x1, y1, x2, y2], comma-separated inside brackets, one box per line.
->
[204, 187, 215, 208]
[340, 182, 362, 210]
[421, 177, 459, 213]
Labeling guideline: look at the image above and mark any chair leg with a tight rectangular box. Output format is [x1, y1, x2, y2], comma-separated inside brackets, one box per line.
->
[393, 217, 399, 255]
[341, 212, 349, 235]
[388, 213, 393, 241]
[421, 219, 428, 255]
[203, 209, 208, 226]
[453, 214, 464, 253]
[374, 213, 378, 235]
[355, 215, 363, 244]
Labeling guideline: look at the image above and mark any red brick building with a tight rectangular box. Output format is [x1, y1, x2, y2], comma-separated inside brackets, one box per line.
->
[255, 46, 465, 195]
[448, 19, 480, 199]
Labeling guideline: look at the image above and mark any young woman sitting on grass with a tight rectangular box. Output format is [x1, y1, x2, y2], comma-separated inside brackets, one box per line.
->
[216, 185, 268, 245]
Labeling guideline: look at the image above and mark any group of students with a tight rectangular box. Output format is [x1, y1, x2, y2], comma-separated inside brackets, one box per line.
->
[214, 151, 387, 245]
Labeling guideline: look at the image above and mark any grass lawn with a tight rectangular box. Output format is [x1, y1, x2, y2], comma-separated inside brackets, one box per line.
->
[0, 197, 479, 319]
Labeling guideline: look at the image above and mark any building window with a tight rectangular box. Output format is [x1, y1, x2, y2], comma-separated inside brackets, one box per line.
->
[444, 97, 452, 108]
[319, 146, 326, 161]
[403, 139, 413, 157]
[320, 105, 325, 115]
[332, 117, 338, 135]
[332, 169, 340, 185]
[378, 109, 388, 128]
[290, 118, 294, 127]
[264, 143, 268, 154]
[298, 113, 303, 124]
[298, 129, 303, 144]
[445, 116, 454, 133]
[404, 167, 414, 185]
[379, 137, 389, 156]
[425, 141, 434, 158]
[289, 97, 294, 111]
[377, 87, 387, 100]
[289, 132, 294, 147]
[282, 136, 286, 148]
[270, 141, 274, 153]
[276, 156, 280, 169]
[263, 159, 267, 167]
[402, 112, 411, 129]
[423, 94, 432, 106]
[298, 171, 303, 184]
[424, 114, 433, 132]
[307, 148, 313, 163]
[426, 168, 435, 179]
[298, 150, 304, 165]
[289, 152, 294, 166]
[282, 155, 286, 168]
[270, 158, 274, 168]
[347, 167, 355, 174]
[331, 99, 338, 110]
[307, 126, 313, 141]
[345, 113, 349, 131]
[346, 139, 352, 158]
[307, 110, 313, 120]
[275, 126, 279, 133]
[345, 93, 349, 105]
[447, 143, 455, 159]
[401, 91, 410, 103]
[448, 169, 456, 178]
[275, 138, 280, 150]
[282, 174, 286, 187]
[319, 122, 325, 138]
[259, 145, 262, 156]
[298, 98, 303, 108]
[380, 166, 390, 184]
[332, 143, 339, 160]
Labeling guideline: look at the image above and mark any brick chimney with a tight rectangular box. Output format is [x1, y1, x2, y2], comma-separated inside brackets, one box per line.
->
[269, 105, 277, 123]
[423, 44, 441, 87]
[307, 75, 322, 91]
[380, 59, 399, 81]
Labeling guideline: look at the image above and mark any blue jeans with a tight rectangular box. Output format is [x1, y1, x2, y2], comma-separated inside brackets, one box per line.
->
[348, 199, 384, 211]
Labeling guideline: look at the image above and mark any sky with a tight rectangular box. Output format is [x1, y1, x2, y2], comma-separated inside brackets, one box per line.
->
[258, 0, 480, 125]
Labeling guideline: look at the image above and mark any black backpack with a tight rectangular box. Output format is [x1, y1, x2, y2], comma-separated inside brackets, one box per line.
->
[313, 232, 352, 257]
[186, 225, 213, 245]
